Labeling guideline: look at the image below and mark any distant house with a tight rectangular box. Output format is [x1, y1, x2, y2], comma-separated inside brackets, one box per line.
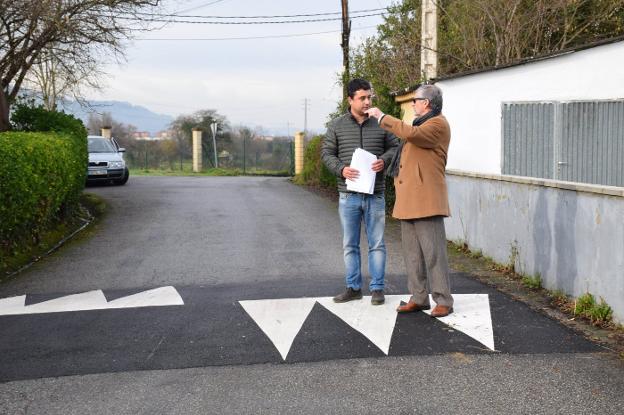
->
[393, 36, 624, 323]
[154, 130, 173, 140]
[132, 131, 151, 140]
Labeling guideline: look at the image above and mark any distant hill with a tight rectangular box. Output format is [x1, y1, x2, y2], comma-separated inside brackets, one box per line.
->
[62, 100, 174, 135]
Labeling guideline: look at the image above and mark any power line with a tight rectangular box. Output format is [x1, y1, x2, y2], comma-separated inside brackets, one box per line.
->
[129, 7, 386, 19]
[135, 25, 379, 41]
[116, 12, 384, 25]
[174, 0, 229, 15]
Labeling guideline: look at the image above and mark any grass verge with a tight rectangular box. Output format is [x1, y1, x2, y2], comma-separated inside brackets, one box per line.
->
[130, 167, 290, 177]
[447, 241, 624, 357]
[0, 192, 107, 281]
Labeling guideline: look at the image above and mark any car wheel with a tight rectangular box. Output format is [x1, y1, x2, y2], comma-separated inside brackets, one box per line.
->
[115, 167, 129, 185]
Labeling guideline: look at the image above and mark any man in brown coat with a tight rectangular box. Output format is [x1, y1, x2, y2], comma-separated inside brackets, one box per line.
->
[366, 84, 454, 317]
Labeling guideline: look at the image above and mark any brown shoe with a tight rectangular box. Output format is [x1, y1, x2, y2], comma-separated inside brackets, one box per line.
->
[430, 305, 453, 317]
[396, 300, 431, 313]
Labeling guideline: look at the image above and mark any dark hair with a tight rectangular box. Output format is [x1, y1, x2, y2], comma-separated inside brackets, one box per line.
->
[416, 84, 443, 112]
[347, 78, 371, 98]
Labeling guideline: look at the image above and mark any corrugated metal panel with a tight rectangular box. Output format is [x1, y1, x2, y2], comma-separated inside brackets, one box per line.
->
[502, 100, 624, 187]
[559, 101, 624, 187]
[502, 102, 554, 179]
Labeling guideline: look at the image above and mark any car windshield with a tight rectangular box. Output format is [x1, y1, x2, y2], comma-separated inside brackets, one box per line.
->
[88, 137, 116, 153]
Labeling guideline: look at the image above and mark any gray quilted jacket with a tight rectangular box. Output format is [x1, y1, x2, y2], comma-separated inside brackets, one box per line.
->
[321, 112, 399, 194]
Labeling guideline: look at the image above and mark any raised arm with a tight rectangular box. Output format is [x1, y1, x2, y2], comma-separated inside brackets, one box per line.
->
[378, 114, 448, 149]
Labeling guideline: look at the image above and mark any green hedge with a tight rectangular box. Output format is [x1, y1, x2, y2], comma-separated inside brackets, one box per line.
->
[295, 135, 337, 188]
[11, 104, 87, 142]
[0, 132, 86, 252]
[0, 106, 87, 254]
[295, 135, 396, 213]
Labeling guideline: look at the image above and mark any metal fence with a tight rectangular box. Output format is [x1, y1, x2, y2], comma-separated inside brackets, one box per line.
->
[122, 135, 295, 175]
[502, 100, 624, 187]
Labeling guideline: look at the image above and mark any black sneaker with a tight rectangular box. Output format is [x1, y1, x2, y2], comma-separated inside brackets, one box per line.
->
[371, 290, 385, 305]
[333, 287, 363, 303]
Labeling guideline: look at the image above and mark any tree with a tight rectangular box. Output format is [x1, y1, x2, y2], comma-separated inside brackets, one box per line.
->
[348, 0, 422, 117]
[169, 109, 230, 168]
[0, 0, 161, 131]
[23, 44, 105, 111]
[344, 0, 624, 118]
[437, 0, 624, 73]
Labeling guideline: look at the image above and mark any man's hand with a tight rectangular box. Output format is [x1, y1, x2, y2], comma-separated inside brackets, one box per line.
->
[342, 166, 360, 181]
[371, 158, 384, 172]
[365, 107, 384, 119]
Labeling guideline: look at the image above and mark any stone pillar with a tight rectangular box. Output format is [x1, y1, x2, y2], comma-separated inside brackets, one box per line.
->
[101, 126, 112, 139]
[294, 131, 305, 175]
[420, 0, 438, 81]
[192, 128, 202, 173]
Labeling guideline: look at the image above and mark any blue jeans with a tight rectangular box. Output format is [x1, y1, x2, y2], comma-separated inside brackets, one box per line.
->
[338, 192, 386, 291]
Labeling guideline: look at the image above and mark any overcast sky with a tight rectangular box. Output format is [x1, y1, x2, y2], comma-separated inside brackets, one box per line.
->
[91, 0, 394, 136]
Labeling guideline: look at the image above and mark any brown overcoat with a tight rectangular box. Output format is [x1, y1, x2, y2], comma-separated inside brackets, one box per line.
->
[379, 113, 451, 220]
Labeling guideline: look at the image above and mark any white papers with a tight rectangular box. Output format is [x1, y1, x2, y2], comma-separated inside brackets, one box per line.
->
[346, 148, 377, 194]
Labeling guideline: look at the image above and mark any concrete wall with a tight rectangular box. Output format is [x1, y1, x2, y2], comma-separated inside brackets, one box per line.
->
[391, 41, 624, 321]
[445, 171, 624, 323]
[435, 41, 624, 174]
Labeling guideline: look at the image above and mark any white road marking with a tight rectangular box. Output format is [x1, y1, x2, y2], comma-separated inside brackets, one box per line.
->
[424, 294, 495, 351]
[317, 295, 410, 355]
[0, 286, 184, 316]
[239, 298, 317, 360]
[106, 286, 184, 309]
[0, 295, 27, 315]
[239, 294, 496, 360]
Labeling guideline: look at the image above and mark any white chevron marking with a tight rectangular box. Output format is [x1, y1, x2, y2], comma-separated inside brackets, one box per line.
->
[24, 290, 107, 314]
[317, 295, 410, 355]
[423, 294, 495, 351]
[0, 295, 27, 315]
[106, 286, 184, 309]
[239, 297, 317, 360]
[239, 293, 496, 359]
[0, 286, 184, 316]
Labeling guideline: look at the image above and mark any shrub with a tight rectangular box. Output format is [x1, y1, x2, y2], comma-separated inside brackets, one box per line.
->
[587, 299, 613, 325]
[574, 293, 613, 326]
[574, 292, 596, 315]
[295, 135, 336, 188]
[11, 103, 87, 142]
[9, 104, 87, 211]
[521, 274, 542, 290]
[1, 105, 87, 255]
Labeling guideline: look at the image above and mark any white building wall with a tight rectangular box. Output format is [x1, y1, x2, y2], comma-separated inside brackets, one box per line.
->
[436, 41, 624, 174]
[425, 40, 624, 323]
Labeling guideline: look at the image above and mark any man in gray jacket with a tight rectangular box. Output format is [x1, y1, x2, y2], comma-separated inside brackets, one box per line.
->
[321, 78, 399, 305]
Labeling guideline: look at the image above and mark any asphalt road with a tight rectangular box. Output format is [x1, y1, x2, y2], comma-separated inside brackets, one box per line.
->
[1, 176, 622, 414]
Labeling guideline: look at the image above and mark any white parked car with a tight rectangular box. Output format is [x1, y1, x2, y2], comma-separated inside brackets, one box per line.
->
[87, 135, 129, 185]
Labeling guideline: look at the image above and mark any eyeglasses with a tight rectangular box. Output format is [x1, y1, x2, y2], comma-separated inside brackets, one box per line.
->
[412, 97, 427, 103]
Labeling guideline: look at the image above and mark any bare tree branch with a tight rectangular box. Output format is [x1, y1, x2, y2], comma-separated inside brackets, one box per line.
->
[0, 0, 162, 131]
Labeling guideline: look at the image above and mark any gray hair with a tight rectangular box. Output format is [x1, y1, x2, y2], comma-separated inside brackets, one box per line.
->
[416, 84, 443, 112]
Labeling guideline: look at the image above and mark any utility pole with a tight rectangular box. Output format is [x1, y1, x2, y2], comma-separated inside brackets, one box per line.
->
[421, 0, 438, 81]
[302, 98, 309, 137]
[243, 131, 246, 174]
[341, 0, 351, 104]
